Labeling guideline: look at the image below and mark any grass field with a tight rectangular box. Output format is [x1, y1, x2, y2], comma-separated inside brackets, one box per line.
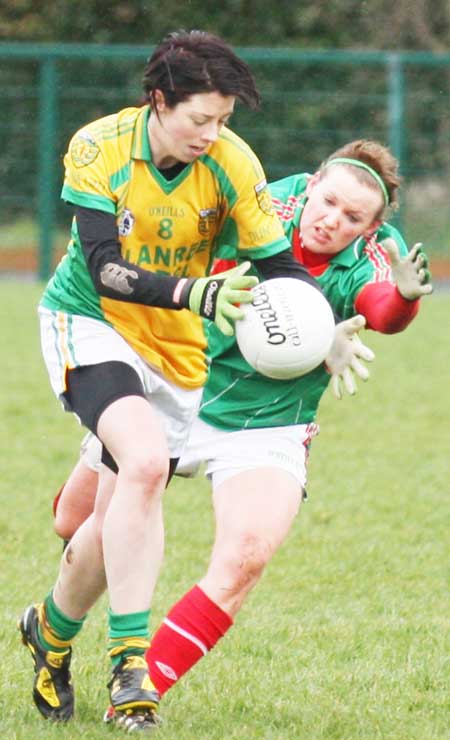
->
[0, 282, 449, 739]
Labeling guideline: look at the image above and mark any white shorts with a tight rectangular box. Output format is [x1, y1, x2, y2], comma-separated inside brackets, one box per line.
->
[39, 308, 202, 458]
[80, 432, 103, 473]
[80, 416, 319, 490]
[176, 416, 319, 489]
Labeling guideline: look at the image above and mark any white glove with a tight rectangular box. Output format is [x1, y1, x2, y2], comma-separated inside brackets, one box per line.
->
[325, 315, 375, 400]
[382, 238, 433, 300]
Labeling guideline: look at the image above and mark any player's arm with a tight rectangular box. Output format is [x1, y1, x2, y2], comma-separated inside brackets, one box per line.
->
[252, 248, 322, 293]
[355, 239, 432, 333]
[354, 281, 419, 333]
[329, 278, 421, 397]
[75, 206, 257, 334]
[75, 206, 183, 306]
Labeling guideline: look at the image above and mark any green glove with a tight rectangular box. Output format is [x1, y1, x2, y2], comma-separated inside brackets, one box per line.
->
[186, 261, 258, 336]
[382, 239, 433, 300]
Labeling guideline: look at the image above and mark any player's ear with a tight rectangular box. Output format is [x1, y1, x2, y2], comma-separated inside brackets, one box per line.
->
[153, 89, 166, 113]
[306, 171, 321, 196]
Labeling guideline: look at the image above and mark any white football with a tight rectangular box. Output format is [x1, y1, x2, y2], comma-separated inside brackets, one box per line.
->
[235, 277, 335, 380]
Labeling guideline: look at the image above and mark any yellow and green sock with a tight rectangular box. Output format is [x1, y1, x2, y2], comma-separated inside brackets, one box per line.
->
[37, 592, 85, 653]
[108, 608, 150, 666]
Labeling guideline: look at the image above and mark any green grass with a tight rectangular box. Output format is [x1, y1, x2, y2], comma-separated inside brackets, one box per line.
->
[0, 217, 39, 249]
[0, 217, 68, 252]
[403, 180, 450, 259]
[0, 283, 449, 739]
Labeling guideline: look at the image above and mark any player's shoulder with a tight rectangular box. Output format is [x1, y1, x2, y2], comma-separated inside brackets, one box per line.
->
[352, 221, 407, 260]
[73, 106, 142, 144]
[66, 106, 143, 170]
[375, 220, 404, 240]
[217, 125, 257, 158]
[353, 220, 408, 280]
[269, 172, 309, 200]
[371, 220, 409, 255]
[269, 173, 309, 221]
[208, 126, 265, 179]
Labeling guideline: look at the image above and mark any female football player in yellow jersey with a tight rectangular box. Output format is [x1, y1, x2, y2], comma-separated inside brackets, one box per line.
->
[47, 140, 431, 721]
[18, 29, 327, 730]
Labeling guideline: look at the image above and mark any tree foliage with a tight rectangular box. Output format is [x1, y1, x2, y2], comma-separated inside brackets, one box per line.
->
[0, 0, 449, 50]
[1, 0, 450, 259]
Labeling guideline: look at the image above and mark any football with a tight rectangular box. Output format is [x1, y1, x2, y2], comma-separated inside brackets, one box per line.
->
[235, 277, 335, 380]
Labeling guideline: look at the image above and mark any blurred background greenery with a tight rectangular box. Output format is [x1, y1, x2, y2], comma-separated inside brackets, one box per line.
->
[1, 1, 449, 278]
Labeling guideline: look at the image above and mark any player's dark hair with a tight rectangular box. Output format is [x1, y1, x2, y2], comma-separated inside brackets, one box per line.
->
[142, 30, 260, 111]
[322, 139, 401, 215]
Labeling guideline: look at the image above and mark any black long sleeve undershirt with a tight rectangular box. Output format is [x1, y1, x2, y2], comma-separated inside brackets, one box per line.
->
[254, 250, 338, 321]
[253, 249, 322, 292]
[75, 206, 185, 308]
[74, 204, 330, 314]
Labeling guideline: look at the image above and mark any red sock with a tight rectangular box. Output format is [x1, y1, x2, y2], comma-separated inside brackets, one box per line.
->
[146, 585, 233, 696]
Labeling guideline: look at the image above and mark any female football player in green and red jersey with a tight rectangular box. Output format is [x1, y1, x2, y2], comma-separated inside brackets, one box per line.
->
[49, 139, 431, 715]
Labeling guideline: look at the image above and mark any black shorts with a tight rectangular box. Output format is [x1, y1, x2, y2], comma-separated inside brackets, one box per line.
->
[62, 360, 145, 473]
[62, 360, 179, 482]
[62, 361, 145, 434]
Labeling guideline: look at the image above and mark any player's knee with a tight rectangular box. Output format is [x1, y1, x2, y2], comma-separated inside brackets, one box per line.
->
[54, 502, 85, 541]
[120, 448, 170, 496]
[221, 532, 272, 591]
[53, 515, 76, 542]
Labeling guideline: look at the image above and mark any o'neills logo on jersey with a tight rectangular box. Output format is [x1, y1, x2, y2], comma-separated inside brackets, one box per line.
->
[118, 208, 135, 237]
[252, 284, 301, 347]
[198, 207, 218, 235]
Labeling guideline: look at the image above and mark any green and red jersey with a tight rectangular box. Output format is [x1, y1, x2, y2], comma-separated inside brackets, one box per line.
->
[199, 172, 418, 430]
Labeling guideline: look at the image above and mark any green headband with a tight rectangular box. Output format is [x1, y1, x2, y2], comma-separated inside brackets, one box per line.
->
[324, 157, 390, 206]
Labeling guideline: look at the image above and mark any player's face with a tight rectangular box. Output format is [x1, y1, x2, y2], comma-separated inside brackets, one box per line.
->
[149, 91, 235, 167]
[300, 167, 384, 254]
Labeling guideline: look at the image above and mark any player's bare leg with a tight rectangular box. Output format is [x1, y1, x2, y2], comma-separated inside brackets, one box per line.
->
[53, 465, 115, 617]
[97, 395, 166, 728]
[146, 467, 303, 696]
[54, 459, 98, 541]
[20, 397, 167, 726]
[200, 467, 302, 615]
[18, 469, 111, 722]
[97, 396, 167, 613]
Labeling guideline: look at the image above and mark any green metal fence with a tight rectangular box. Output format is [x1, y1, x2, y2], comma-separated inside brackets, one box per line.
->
[1, 43, 449, 279]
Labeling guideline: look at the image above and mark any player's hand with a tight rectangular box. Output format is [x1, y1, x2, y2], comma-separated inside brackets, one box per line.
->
[187, 261, 259, 336]
[325, 315, 375, 400]
[382, 238, 433, 300]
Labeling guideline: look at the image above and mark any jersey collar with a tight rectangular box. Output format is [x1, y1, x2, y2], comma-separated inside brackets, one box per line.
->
[131, 106, 152, 161]
[329, 234, 379, 266]
[296, 231, 374, 270]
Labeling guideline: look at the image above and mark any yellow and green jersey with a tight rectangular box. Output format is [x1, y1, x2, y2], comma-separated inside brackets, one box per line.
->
[41, 105, 290, 389]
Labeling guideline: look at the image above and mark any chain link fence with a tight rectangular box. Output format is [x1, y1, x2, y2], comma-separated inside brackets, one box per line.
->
[1, 44, 449, 278]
